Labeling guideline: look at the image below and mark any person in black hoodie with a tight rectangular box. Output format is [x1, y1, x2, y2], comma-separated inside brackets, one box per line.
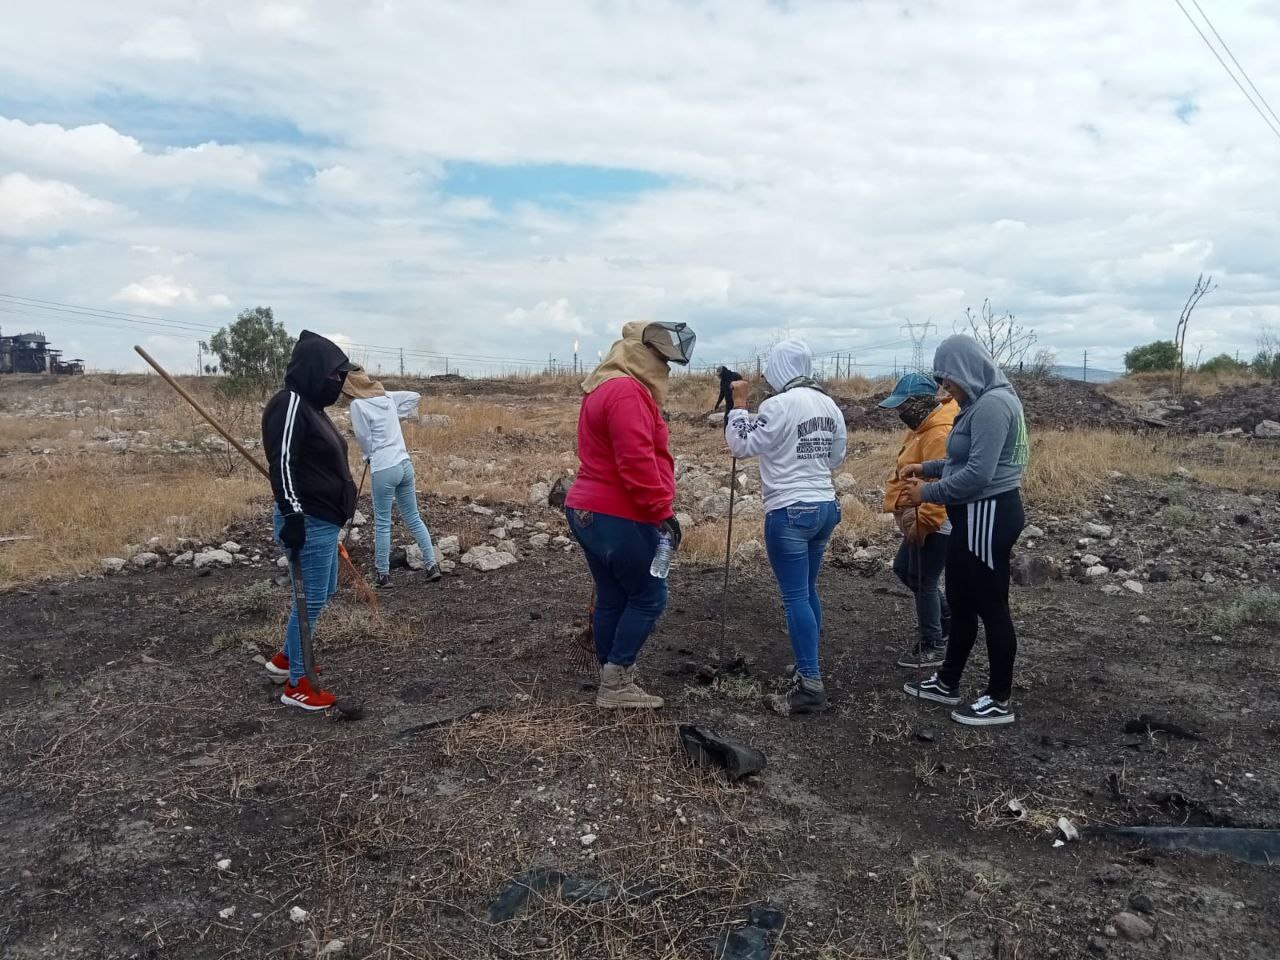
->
[261, 331, 357, 710]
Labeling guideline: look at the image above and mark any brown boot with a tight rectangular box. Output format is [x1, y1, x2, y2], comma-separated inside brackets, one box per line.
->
[596, 663, 664, 709]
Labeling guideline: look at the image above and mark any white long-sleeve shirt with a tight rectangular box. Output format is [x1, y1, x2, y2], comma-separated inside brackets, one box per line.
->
[349, 391, 422, 473]
[725, 387, 848, 513]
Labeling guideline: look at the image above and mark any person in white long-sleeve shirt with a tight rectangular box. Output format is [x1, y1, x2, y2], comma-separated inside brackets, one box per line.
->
[725, 339, 847, 716]
[342, 368, 441, 588]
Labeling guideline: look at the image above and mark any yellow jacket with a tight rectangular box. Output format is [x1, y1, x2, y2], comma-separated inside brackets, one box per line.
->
[882, 399, 957, 535]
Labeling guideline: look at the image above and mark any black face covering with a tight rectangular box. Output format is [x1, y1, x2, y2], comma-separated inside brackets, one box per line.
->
[319, 373, 346, 407]
[898, 396, 938, 430]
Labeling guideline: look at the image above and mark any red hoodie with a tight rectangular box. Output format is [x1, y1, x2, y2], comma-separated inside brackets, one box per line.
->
[565, 376, 675, 525]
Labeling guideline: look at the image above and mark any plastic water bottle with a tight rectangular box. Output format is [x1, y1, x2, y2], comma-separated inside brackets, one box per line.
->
[650, 532, 674, 579]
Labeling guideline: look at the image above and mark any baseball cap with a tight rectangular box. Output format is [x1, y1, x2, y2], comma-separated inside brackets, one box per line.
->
[878, 372, 939, 409]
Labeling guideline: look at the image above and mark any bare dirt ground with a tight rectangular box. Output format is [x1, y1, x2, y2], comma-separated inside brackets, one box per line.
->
[2, 373, 1279, 960]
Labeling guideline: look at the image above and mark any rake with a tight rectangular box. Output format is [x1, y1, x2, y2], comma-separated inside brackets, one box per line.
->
[134, 345, 379, 614]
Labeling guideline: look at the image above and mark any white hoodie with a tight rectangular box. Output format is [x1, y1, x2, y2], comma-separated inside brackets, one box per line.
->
[725, 339, 848, 512]
[349, 391, 422, 473]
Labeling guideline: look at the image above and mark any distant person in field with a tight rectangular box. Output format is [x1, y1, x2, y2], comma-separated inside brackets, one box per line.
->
[901, 335, 1029, 726]
[262, 331, 358, 712]
[565, 321, 696, 710]
[879, 372, 957, 670]
[714, 365, 744, 413]
[725, 339, 847, 716]
[343, 367, 442, 589]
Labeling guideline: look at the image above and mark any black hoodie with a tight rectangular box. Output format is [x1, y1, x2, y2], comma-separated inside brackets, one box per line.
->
[262, 330, 357, 526]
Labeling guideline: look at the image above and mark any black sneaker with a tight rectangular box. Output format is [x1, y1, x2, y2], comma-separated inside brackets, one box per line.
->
[424, 564, 443, 582]
[951, 695, 1015, 726]
[896, 642, 946, 669]
[903, 673, 962, 706]
[374, 572, 394, 590]
[766, 675, 828, 717]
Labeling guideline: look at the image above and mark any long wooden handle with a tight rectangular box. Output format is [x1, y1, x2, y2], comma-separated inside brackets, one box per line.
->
[134, 345, 270, 480]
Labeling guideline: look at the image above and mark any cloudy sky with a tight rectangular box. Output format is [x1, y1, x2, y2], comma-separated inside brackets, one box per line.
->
[2, 0, 1278, 377]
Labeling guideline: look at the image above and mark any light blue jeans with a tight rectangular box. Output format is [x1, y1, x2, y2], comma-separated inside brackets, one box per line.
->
[764, 500, 841, 680]
[371, 457, 436, 574]
[273, 510, 341, 684]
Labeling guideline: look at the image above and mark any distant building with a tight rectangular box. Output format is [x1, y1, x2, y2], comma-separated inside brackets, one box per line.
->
[0, 329, 84, 375]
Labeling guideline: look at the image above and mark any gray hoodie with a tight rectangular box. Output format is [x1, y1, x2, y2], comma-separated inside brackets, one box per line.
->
[921, 335, 1029, 504]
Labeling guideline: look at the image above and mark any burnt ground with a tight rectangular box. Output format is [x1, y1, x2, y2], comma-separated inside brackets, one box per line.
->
[3, 473, 1280, 960]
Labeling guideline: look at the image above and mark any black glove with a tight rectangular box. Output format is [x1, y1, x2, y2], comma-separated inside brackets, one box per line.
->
[659, 515, 682, 552]
[280, 512, 306, 556]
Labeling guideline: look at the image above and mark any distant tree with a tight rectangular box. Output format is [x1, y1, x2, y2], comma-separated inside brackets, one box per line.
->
[1028, 348, 1058, 378]
[1252, 327, 1280, 381]
[205, 307, 294, 392]
[1197, 353, 1247, 376]
[959, 299, 1037, 369]
[1124, 340, 1181, 373]
[1173, 274, 1216, 394]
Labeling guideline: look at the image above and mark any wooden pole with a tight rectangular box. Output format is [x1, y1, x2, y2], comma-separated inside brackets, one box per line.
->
[134, 345, 269, 480]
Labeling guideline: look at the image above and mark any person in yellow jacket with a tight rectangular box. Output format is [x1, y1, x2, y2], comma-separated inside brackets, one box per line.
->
[880, 373, 957, 668]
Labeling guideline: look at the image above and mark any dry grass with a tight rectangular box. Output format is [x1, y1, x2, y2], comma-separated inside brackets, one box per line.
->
[1102, 368, 1264, 401]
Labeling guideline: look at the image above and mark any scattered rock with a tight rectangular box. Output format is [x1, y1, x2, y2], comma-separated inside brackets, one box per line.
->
[1123, 579, 1144, 595]
[1012, 554, 1062, 586]
[528, 482, 551, 506]
[289, 905, 310, 924]
[1148, 564, 1176, 583]
[1083, 522, 1113, 538]
[1112, 911, 1153, 940]
[420, 414, 455, 428]
[215, 857, 232, 871]
[101, 557, 126, 575]
[698, 491, 732, 516]
[193, 549, 234, 569]
[579, 833, 598, 847]
[1086, 565, 1109, 577]
[351, 510, 367, 527]
[318, 939, 346, 956]
[461, 546, 518, 572]
[834, 474, 857, 493]
[405, 545, 426, 570]
[528, 533, 552, 549]
[1128, 892, 1156, 915]
[676, 511, 694, 531]
[735, 539, 765, 561]
[1101, 584, 1123, 596]
[1023, 524, 1046, 539]
[131, 552, 161, 570]
[218, 906, 236, 920]
[469, 503, 495, 516]
[733, 496, 765, 519]
[106, 438, 129, 454]
[1254, 419, 1280, 439]
[221, 541, 241, 554]
[439, 559, 457, 573]
[437, 536, 460, 558]
[551, 535, 574, 549]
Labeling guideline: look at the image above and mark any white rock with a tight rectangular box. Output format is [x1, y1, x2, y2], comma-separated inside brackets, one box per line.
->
[1253, 419, 1280, 439]
[462, 546, 519, 572]
[528, 482, 551, 506]
[852, 547, 878, 562]
[489, 527, 508, 539]
[447, 456, 470, 472]
[351, 510, 368, 527]
[289, 906, 310, 924]
[529, 533, 552, 549]
[172, 551, 195, 567]
[469, 503, 495, 516]
[131, 552, 162, 570]
[497, 539, 519, 555]
[834, 474, 857, 493]
[1101, 584, 1123, 596]
[348, 528, 362, 545]
[698, 491, 732, 516]
[707, 412, 727, 427]
[1080, 554, 1102, 566]
[735, 539, 765, 561]
[405, 544, 426, 570]
[218, 906, 236, 920]
[675, 512, 694, 532]
[101, 557, 127, 575]
[276, 555, 290, 569]
[1123, 579, 1144, 595]
[194, 549, 235, 569]
[1083, 522, 1112, 538]
[1086, 565, 1109, 577]
[839, 493, 860, 514]
[216, 858, 232, 871]
[439, 559, 457, 573]
[91, 426, 114, 441]
[1174, 466, 1193, 479]
[733, 496, 764, 519]
[319, 940, 346, 957]
[221, 541, 242, 554]
[1136, 615, 1153, 625]
[1107, 470, 1125, 480]
[437, 536, 460, 558]
[1202, 572, 1216, 584]
[421, 413, 454, 428]
[579, 833, 598, 847]
[106, 438, 129, 454]
[551, 535, 574, 549]
[508, 518, 526, 530]
[1023, 525, 1046, 539]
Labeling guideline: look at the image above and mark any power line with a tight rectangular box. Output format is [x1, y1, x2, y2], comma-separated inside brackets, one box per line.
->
[1190, 0, 1280, 130]
[1172, 0, 1280, 144]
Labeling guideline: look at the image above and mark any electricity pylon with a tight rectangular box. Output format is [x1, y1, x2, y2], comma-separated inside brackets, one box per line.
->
[901, 318, 937, 373]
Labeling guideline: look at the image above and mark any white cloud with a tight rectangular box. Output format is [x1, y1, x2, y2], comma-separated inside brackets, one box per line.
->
[119, 17, 201, 61]
[503, 299, 589, 336]
[0, 172, 116, 237]
[114, 274, 199, 306]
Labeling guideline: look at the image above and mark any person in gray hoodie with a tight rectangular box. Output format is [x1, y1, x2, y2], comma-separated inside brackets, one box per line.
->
[898, 335, 1029, 726]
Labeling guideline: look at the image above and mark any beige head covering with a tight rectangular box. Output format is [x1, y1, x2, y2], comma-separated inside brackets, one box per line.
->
[581, 321, 672, 407]
[341, 365, 386, 400]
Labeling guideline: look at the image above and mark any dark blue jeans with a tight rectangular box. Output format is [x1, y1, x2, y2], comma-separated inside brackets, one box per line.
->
[892, 532, 951, 646]
[764, 500, 840, 679]
[566, 509, 668, 667]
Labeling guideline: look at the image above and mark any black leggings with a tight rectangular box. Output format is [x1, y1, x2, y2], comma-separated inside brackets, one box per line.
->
[938, 490, 1025, 702]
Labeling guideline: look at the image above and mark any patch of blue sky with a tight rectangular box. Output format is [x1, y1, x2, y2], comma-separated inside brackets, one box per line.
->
[0, 88, 331, 150]
[440, 162, 671, 211]
[1174, 96, 1198, 124]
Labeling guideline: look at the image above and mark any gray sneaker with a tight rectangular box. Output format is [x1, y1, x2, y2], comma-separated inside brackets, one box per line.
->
[767, 674, 828, 717]
[897, 642, 946, 669]
[596, 663, 663, 709]
[423, 563, 443, 582]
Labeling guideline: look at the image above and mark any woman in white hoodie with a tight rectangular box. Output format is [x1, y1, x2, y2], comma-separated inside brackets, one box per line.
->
[725, 339, 847, 715]
[343, 368, 441, 588]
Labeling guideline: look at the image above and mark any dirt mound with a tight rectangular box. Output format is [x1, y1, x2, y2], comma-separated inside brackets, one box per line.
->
[1171, 383, 1280, 435]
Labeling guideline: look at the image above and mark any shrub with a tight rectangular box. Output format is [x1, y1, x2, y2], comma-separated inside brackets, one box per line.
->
[1124, 340, 1180, 373]
[1208, 588, 1280, 634]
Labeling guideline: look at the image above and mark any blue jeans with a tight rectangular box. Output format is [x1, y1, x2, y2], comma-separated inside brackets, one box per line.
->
[273, 509, 341, 684]
[565, 509, 668, 667]
[371, 457, 436, 574]
[893, 532, 951, 646]
[764, 500, 840, 680]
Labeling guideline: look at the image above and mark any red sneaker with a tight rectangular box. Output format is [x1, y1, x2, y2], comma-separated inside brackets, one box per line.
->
[265, 652, 322, 684]
[265, 651, 290, 683]
[280, 677, 336, 712]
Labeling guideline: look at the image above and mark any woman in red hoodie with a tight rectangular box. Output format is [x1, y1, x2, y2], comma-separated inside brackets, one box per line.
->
[565, 321, 695, 710]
